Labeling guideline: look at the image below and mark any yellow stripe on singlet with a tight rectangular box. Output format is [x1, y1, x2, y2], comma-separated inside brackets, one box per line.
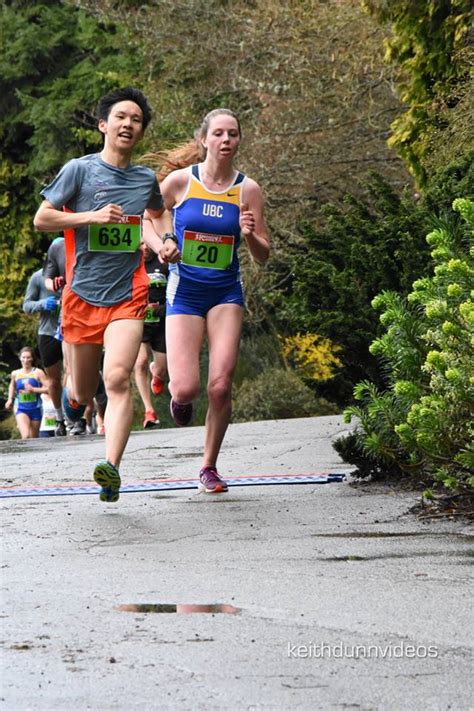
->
[186, 176, 243, 206]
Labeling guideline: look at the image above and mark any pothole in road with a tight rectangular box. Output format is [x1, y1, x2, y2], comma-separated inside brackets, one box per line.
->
[117, 603, 240, 614]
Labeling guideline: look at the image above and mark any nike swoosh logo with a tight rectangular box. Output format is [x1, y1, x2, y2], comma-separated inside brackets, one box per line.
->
[227, 192, 238, 197]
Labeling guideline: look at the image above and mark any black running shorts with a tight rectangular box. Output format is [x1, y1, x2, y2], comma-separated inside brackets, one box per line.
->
[38, 334, 63, 368]
[142, 321, 166, 354]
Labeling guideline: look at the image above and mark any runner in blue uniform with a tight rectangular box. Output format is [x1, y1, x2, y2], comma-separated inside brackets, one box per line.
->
[157, 108, 270, 493]
[33, 87, 177, 502]
[5, 347, 48, 439]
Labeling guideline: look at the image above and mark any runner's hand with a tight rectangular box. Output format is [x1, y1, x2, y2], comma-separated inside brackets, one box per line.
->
[159, 240, 181, 264]
[43, 296, 58, 311]
[92, 204, 125, 224]
[52, 276, 64, 292]
[240, 203, 255, 236]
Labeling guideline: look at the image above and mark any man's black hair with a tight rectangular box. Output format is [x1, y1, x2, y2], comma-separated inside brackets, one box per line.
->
[97, 87, 152, 129]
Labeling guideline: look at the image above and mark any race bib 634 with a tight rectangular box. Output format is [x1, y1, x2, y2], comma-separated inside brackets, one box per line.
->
[88, 215, 141, 253]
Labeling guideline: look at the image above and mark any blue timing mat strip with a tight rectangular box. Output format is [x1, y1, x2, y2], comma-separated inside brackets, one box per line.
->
[0, 473, 345, 499]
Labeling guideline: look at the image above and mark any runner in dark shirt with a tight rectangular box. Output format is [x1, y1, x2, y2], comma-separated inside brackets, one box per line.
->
[134, 243, 168, 428]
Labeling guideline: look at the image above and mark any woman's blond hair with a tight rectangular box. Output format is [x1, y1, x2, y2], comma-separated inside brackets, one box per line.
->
[143, 108, 241, 181]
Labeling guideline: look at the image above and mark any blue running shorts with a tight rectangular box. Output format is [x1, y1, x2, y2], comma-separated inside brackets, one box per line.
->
[166, 272, 244, 317]
[17, 406, 43, 421]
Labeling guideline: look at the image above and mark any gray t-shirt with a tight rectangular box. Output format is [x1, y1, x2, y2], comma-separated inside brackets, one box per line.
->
[40, 153, 163, 306]
[43, 236, 65, 281]
[22, 269, 58, 337]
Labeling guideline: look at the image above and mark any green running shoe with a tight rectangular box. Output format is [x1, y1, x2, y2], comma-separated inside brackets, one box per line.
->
[93, 460, 121, 503]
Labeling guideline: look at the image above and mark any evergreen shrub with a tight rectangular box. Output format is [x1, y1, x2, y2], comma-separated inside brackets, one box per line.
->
[232, 366, 338, 423]
[335, 198, 473, 493]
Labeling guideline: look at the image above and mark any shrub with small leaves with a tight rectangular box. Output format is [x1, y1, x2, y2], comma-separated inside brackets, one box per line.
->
[338, 198, 473, 493]
[232, 367, 338, 423]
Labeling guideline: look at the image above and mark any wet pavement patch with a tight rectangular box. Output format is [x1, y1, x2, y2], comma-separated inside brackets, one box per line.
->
[117, 603, 240, 614]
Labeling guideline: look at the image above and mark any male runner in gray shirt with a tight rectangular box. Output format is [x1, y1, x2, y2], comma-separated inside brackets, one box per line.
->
[34, 86, 178, 503]
[22, 268, 66, 435]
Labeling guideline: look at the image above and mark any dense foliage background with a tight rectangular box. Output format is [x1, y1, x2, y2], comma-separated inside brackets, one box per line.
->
[1, 0, 472, 497]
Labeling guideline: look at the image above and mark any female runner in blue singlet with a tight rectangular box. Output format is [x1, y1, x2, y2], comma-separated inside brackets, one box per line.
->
[154, 108, 270, 493]
[5, 346, 48, 438]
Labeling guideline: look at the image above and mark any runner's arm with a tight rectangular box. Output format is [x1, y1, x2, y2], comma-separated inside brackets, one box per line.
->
[146, 170, 189, 263]
[43, 239, 65, 292]
[34, 200, 128, 231]
[44, 276, 64, 292]
[240, 179, 270, 264]
[23, 369, 48, 395]
[22, 273, 48, 314]
[143, 207, 181, 264]
[5, 373, 16, 409]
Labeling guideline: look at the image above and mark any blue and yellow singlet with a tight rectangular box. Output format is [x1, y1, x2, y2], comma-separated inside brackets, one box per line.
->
[13, 369, 42, 411]
[170, 164, 246, 287]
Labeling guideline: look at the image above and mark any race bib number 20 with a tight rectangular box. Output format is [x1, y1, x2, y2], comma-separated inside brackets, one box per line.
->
[88, 215, 141, 253]
[182, 230, 234, 270]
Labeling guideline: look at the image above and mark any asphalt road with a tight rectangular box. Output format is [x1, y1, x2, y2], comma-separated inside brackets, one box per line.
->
[1, 416, 472, 710]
